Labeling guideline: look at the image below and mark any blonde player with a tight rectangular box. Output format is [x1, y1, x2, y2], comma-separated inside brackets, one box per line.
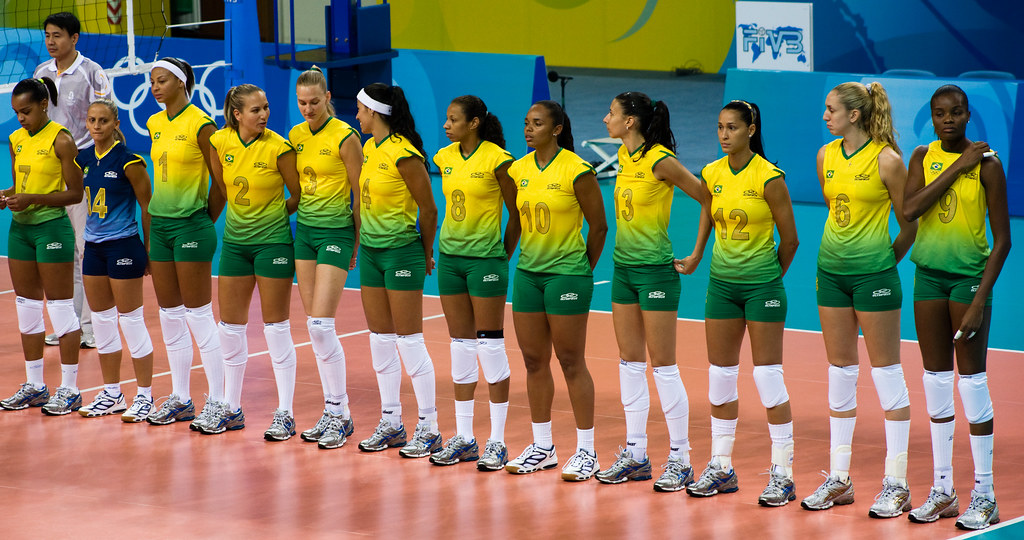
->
[353, 83, 442, 458]
[595, 92, 711, 491]
[686, 100, 800, 506]
[289, 66, 362, 449]
[430, 95, 519, 470]
[202, 84, 301, 440]
[801, 81, 917, 517]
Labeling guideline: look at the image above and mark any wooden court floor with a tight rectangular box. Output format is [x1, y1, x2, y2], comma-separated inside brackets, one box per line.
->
[0, 269, 1021, 539]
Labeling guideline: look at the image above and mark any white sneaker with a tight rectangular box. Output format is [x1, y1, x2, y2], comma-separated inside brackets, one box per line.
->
[79, 391, 127, 417]
[505, 443, 558, 474]
[562, 449, 600, 482]
[121, 395, 154, 423]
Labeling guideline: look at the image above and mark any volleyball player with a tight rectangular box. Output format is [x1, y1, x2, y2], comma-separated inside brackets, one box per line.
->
[289, 66, 361, 449]
[504, 100, 608, 482]
[903, 85, 1010, 531]
[685, 100, 799, 506]
[594, 92, 711, 491]
[801, 82, 918, 518]
[75, 100, 158, 421]
[429, 95, 518, 469]
[0, 77, 84, 415]
[201, 84, 301, 440]
[353, 83, 443, 458]
[146, 57, 226, 428]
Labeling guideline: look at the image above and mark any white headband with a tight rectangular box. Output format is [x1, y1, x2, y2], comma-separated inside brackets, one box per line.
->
[151, 60, 187, 85]
[357, 88, 392, 116]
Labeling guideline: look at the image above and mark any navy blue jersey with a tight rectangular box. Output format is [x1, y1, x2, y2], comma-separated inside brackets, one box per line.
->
[76, 141, 145, 243]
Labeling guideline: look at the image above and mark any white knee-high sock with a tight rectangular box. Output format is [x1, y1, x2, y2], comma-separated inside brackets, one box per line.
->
[308, 317, 347, 414]
[369, 332, 402, 427]
[264, 321, 296, 413]
[397, 333, 437, 428]
[219, 322, 248, 411]
[619, 360, 649, 459]
[652, 364, 689, 462]
[186, 303, 224, 402]
[160, 305, 192, 400]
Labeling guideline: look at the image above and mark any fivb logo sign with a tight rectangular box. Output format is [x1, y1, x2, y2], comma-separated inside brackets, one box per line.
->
[735, 2, 813, 72]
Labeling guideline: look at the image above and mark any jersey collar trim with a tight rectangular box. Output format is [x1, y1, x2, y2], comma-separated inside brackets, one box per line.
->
[237, 128, 264, 148]
[459, 140, 482, 161]
[165, 103, 192, 122]
[841, 137, 873, 160]
[309, 116, 333, 136]
[94, 140, 121, 161]
[534, 147, 562, 173]
[728, 153, 756, 175]
[28, 120, 53, 137]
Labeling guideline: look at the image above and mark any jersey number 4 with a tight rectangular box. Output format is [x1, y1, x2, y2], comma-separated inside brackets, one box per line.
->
[85, 186, 108, 218]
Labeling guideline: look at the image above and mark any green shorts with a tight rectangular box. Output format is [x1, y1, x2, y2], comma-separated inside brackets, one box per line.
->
[816, 266, 902, 312]
[219, 241, 295, 279]
[437, 253, 508, 297]
[359, 241, 426, 291]
[914, 266, 992, 306]
[294, 223, 355, 268]
[8, 216, 75, 263]
[705, 276, 787, 322]
[512, 268, 593, 315]
[611, 263, 681, 311]
[149, 210, 218, 263]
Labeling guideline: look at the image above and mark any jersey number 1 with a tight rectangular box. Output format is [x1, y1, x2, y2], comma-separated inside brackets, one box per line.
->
[84, 186, 108, 218]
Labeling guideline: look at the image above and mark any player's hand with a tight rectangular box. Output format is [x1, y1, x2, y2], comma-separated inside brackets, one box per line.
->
[956, 141, 991, 170]
[674, 254, 700, 275]
[5, 193, 32, 212]
[953, 302, 984, 344]
[426, 254, 435, 276]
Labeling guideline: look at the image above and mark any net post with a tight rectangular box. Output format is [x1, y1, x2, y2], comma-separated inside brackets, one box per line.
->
[126, 0, 137, 73]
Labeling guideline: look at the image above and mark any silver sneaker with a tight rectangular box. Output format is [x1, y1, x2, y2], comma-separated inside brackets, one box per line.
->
[264, 409, 296, 441]
[801, 474, 855, 510]
[955, 490, 999, 530]
[595, 447, 652, 484]
[759, 469, 796, 507]
[79, 391, 127, 417]
[146, 394, 195, 425]
[686, 461, 739, 497]
[190, 397, 219, 431]
[1, 383, 49, 410]
[477, 440, 509, 471]
[399, 424, 443, 458]
[317, 414, 354, 450]
[562, 449, 600, 482]
[358, 419, 407, 452]
[908, 487, 959, 523]
[121, 395, 154, 423]
[41, 386, 82, 416]
[868, 479, 912, 518]
[653, 456, 694, 492]
[301, 409, 333, 442]
[430, 434, 479, 465]
[44, 333, 59, 346]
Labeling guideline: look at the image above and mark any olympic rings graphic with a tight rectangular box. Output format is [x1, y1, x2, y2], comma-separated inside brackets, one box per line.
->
[109, 56, 226, 137]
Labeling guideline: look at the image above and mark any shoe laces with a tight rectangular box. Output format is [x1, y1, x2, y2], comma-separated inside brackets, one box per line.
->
[14, 382, 36, 397]
[566, 449, 596, 470]
[514, 443, 548, 465]
[322, 414, 345, 434]
[53, 386, 76, 401]
[606, 447, 636, 472]
[370, 418, 394, 438]
[482, 440, 503, 457]
[760, 469, 791, 494]
[436, 435, 466, 458]
[874, 480, 906, 501]
[269, 409, 291, 429]
[965, 491, 994, 511]
[129, 395, 150, 411]
[661, 457, 687, 476]
[312, 411, 333, 431]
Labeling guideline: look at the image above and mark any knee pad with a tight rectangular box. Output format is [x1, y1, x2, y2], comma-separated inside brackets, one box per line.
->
[264, 321, 296, 368]
[450, 338, 479, 385]
[307, 317, 340, 361]
[91, 306, 122, 354]
[369, 332, 400, 374]
[219, 322, 248, 366]
[871, 364, 911, 411]
[652, 365, 689, 418]
[922, 370, 955, 419]
[708, 365, 739, 406]
[46, 298, 80, 337]
[478, 337, 511, 384]
[958, 372, 994, 424]
[118, 306, 154, 359]
[159, 305, 191, 352]
[185, 303, 220, 354]
[828, 364, 859, 412]
[16, 296, 45, 335]
[753, 364, 790, 408]
[619, 360, 650, 412]
[397, 333, 434, 378]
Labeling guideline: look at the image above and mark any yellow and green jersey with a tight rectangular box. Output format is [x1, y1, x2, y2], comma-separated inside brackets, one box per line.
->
[433, 140, 514, 258]
[910, 140, 990, 276]
[613, 143, 676, 266]
[9, 120, 73, 224]
[209, 128, 295, 245]
[818, 138, 896, 274]
[146, 104, 216, 218]
[289, 117, 359, 228]
[702, 154, 783, 283]
[509, 148, 594, 275]
[358, 134, 425, 248]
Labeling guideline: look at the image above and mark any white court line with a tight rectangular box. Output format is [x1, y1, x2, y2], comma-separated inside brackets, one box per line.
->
[80, 313, 447, 393]
[951, 514, 1024, 538]
[593, 280, 610, 285]
[0, 289, 13, 295]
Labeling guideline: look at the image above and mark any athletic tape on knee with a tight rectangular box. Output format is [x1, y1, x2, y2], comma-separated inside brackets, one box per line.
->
[185, 303, 221, 355]
[264, 321, 296, 368]
[619, 360, 650, 412]
[450, 338, 479, 385]
[397, 333, 434, 378]
[118, 306, 153, 358]
[15, 296, 45, 335]
[753, 364, 790, 408]
[307, 317, 341, 361]
[871, 364, 910, 411]
[91, 306, 122, 354]
[477, 337, 510, 384]
[922, 370, 955, 419]
[369, 332, 400, 374]
[652, 365, 689, 419]
[159, 305, 191, 351]
[46, 298, 80, 337]
[828, 364, 859, 412]
[219, 322, 248, 366]
[708, 365, 739, 406]
[958, 373, 994, 424]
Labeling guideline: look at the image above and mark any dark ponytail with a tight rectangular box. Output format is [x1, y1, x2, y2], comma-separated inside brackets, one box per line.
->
[614, 91, 675, 158]
[722, 99, 768, 161]
[157, 57, 196, 98]
[534, 99, 574, 152]
[363, 82, 426, 160]
[451, 95, 505, 149]
[13, 77, 58, 106]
